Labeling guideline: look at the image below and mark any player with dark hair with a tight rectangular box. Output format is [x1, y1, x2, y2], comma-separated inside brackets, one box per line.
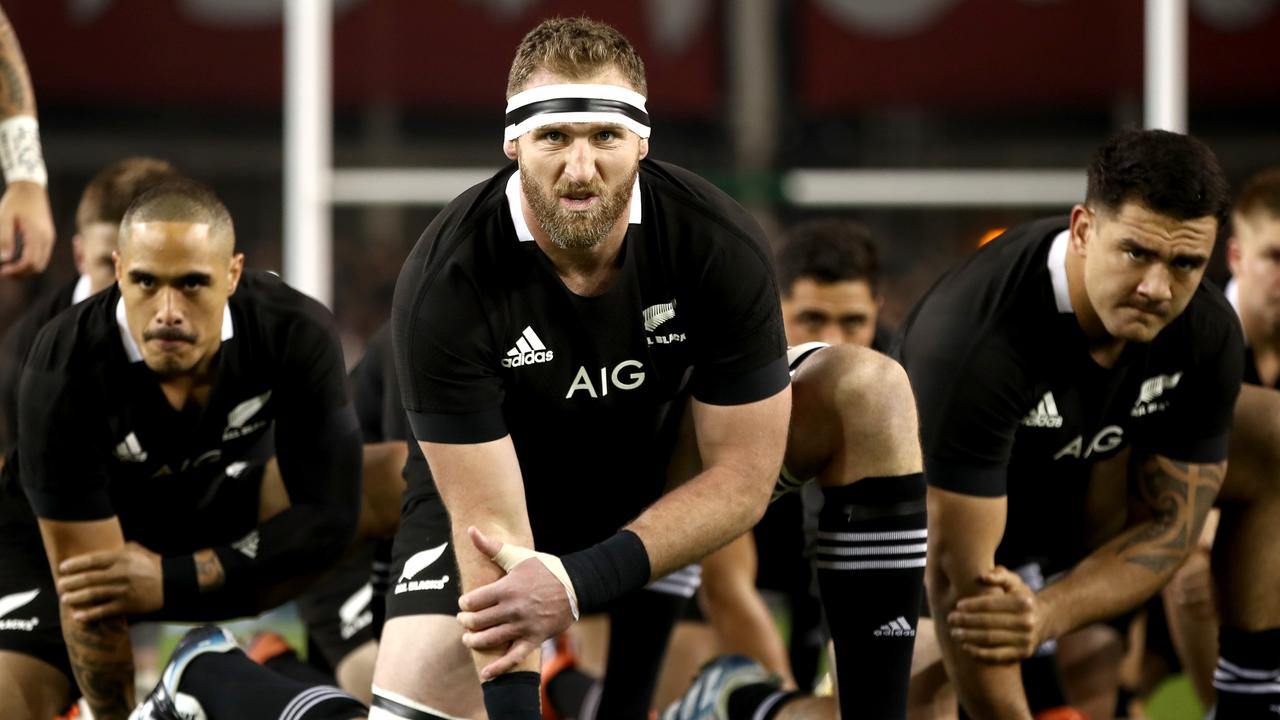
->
[898, 129, 1280, 718]
[378, 16, 924, 720]
[776, 219, 888, 349]
[0, 156, 180, 456]
[0, 178, 364, 720]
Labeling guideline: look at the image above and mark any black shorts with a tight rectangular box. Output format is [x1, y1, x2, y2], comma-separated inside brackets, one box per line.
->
[385, 494, 464, 619]
[296, 542, 379, 668]
[0, 513, 74, 689]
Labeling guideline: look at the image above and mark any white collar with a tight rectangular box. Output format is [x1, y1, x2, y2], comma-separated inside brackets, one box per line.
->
[1047, 229, 1074, 314]
[71, 274, 92, 305]
[505, 170, 642, 243]
[116, 297, 234, 364]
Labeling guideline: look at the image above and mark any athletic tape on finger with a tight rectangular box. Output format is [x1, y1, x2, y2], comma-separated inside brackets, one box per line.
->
[490, 543, 580, 621]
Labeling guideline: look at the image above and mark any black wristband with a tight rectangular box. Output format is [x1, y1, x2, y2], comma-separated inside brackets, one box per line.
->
[560, 530, 651, 614]
[481, 670, 540, 720]
[161, 554, 200, 609]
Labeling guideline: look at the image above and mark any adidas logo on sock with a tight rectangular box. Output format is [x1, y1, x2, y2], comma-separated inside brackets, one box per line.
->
[874, 616, 916, 637]
[501, 326, 555, 368]
[1021, 391, 1063, 428]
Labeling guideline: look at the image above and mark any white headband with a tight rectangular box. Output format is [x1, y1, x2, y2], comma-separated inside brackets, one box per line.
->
[504, 83, 651, 141]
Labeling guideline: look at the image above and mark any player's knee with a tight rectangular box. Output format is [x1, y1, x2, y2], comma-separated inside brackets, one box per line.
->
[813, 344, 919, 450]
[0, 654, 67, 720]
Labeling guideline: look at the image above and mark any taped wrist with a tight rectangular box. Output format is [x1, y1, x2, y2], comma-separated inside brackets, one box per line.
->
[490, 542, 580, 620]
[161, 554, 200, 609]
[0, 116, 47, 186]
[560, 530, 650, 615]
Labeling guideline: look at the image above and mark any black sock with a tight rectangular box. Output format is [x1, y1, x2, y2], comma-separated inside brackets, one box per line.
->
[787, 589, 825, 692]
[726, 683, 804, 720]
[1213, 625, 1280, 716]
[481, 671, 541, 720]
[546, 666, 596, 716]
[593, 574, 694, 719]
[815, 474, 927, 720]
[179, 648, 367, 719]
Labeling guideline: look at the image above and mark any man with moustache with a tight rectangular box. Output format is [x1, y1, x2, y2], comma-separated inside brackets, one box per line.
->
[380, 16, 925, 720]
[901, 130, 1280, 718]
[0, 179, 364, 720]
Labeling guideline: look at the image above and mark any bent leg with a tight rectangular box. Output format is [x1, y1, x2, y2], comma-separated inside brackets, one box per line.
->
[788, 345, 925, 720]
[0, 651, 71, 720]
[372, 616, 483, 719]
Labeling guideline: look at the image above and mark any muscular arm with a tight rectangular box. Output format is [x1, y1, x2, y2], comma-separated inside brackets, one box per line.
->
[0, 4, 52, 276]
[424, 436, 539, 679]
[626, 387, 790, 578]
[927, 487, 1032, 720]
[0, 6, 35, 119]
[36, 517, 135, 720]
[1037, 455, 1224, 639]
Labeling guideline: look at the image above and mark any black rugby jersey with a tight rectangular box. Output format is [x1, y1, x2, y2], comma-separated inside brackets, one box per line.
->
[900, 217, 1242, 558]
[392, 159, 789, 553]
[0, 275, 87, 454]
[16, 270, 359, 558]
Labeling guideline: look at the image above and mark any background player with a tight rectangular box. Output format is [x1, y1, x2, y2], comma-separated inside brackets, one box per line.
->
[2, 179, 363, 720]
[0, 2, 54, 277]
[0, 156, 179, 459]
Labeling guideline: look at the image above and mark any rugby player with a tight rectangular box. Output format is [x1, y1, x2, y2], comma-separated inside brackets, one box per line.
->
[0, 2, 54, 277]
[0, 179, 363, 720]
[1, 156, 180, 458]
[904, 129, 1279, 718]
[378, 17, 924, 720]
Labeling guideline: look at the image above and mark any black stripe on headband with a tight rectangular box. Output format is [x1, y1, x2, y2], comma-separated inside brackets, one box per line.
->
[505, 97, 650, 128]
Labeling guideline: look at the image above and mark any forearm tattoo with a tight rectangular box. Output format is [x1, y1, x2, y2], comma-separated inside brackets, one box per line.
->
[195, 548, 226, 590]
[62, 611, 134, 720]
[0, 10, 31, 116]
[1117, 457, 1224, 573]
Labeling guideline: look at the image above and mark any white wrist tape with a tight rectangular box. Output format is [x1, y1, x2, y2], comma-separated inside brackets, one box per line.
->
[0, 115, 47, 187]
[491, 543, 580, 621]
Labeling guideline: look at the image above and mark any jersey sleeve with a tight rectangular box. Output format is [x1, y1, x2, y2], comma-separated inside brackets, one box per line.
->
[1136, 314, 1243, 464]
[684, 230, 789, 406]
[899, 307, 1029, 497]
[393, 250, 506, 444]
[17, 326, 114, 520]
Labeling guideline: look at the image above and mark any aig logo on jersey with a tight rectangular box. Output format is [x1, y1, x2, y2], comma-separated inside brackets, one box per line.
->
[502, 326, 555, 368]
[1131, 372, 1182, 417]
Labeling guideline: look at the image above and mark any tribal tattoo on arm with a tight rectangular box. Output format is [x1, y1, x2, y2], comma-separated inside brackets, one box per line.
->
[0, 7, 34, 118]
[1116, 456, 1224, 574]
[194, 548, 226, 591]
[60, 610, 134, 720]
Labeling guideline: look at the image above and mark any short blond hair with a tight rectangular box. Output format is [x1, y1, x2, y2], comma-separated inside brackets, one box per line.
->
[1235, 167, 1280, 221]
[506, 17, 647, 99]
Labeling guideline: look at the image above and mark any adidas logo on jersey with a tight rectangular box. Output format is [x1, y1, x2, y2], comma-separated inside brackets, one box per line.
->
[113, 432, 148, 463]
[874, 616, 916, 637]
[502, 326, 555, 368]
[395, 543, 450, 594]
[0, 589, 41, 632]
[1021, 391, 1063, 428]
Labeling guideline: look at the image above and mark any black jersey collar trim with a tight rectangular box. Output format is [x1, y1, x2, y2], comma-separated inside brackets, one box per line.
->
[115, 297, 234, 363]
[1047, 229, 1073, 314]
[504, 169, 642, 243]
[71, 274, 91, 304]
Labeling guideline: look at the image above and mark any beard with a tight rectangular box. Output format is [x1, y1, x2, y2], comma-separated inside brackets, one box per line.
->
[522, 164, 637, 250]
